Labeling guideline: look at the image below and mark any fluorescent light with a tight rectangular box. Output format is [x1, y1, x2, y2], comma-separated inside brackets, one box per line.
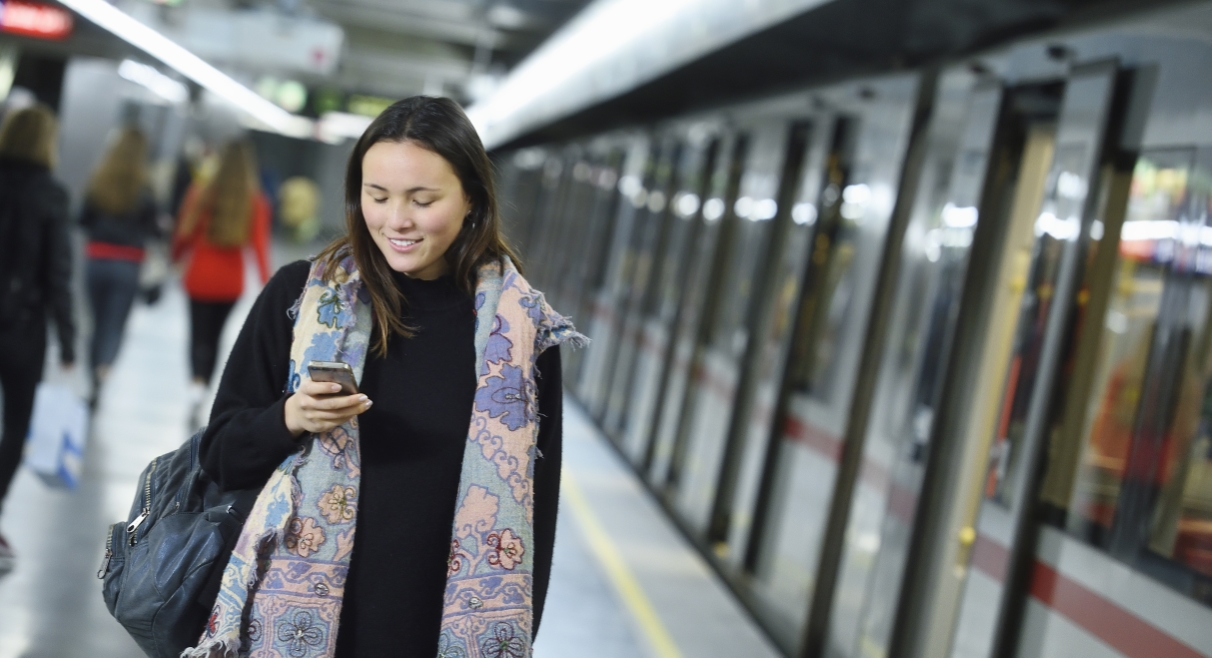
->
[468, 0, 833, 147]
[118, 59, 187, 103]
[317, 111, 374, 144]
[941, 203, 978, 228]
[58, 0, 311, 137]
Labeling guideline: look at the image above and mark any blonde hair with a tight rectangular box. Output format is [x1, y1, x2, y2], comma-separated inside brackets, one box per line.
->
[86, 127, 148, 215]
[0, 104, 57, 169]
[178, 140, 259, 247]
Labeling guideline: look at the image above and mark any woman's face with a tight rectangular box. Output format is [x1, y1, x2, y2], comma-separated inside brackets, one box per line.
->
[361, 140, 471, 280]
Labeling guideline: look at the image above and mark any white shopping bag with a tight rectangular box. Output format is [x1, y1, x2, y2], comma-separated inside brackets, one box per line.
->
[24, 382, 89, 489]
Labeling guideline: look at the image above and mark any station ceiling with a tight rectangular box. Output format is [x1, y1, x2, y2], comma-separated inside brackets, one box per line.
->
[300, 0, 592, 99]
[15, 0, 591, 104]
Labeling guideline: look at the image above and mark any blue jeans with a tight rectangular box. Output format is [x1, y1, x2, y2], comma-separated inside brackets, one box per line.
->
[86, 257, 141, 370]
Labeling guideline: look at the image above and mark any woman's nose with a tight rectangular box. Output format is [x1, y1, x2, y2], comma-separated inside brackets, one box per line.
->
[386, 202, 415, 229]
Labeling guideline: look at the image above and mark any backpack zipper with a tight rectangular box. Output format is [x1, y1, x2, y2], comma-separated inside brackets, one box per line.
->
[125, 457, 156, 546]
[97, 529, 112, 579]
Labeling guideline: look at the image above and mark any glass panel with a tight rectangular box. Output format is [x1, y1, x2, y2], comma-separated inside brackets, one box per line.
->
[839, 83, 1002, 656]
[672, 124, 792, 533]
[602, 139, 683, 439]
[747, 115, 859, 648]
[563, 152, 622, 386]
[551, 156, 607, 313]
[526, 154, 570, 287]
[576, 138, 652, 415]
[1067, 148, 1212, 604]
[499, 148, 548, 259]
[986, 143, 1091, 505]
[750, 77, 918, 647]
[620, 138, 717, 465]
[649, 133, 746, 486]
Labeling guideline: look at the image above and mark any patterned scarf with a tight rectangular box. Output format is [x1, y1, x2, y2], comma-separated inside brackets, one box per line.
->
[185, 253, 585, 658]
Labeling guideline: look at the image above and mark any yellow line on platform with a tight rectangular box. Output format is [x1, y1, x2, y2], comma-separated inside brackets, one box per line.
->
[561, 468, 684, 658]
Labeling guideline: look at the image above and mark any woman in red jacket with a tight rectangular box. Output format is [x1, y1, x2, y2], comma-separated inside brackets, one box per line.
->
[172, 139, 270, 418]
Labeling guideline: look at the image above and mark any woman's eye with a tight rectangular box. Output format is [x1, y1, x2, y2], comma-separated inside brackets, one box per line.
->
[370, 197, 387, 204]
[413, 199, 434, 208]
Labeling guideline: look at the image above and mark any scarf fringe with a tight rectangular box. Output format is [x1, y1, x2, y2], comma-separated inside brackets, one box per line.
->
[179, 635, 241, 658]
[559, 329, 590, 350]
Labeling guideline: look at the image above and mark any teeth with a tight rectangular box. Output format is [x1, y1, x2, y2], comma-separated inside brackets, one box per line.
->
[389, 238, 419, 247]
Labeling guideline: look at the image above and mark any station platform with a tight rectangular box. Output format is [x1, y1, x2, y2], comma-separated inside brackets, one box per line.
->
[0, 245, 781, 658]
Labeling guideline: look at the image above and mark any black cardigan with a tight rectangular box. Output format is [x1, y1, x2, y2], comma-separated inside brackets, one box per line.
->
[199, 260, 562, 656]
[0, 158, 75, 361]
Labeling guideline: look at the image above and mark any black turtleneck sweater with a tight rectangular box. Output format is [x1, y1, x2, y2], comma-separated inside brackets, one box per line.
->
[199, 259, 562, 656]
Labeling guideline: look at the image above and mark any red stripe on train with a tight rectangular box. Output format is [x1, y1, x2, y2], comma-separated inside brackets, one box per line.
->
[1029, 560, 1205, 658]
[972, 534, 1204, 658]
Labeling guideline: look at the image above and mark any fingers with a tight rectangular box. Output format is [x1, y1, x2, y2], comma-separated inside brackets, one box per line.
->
[286, 384, 373, 437]
[297, 379, 346, 397]
[311, 392, 367, 411]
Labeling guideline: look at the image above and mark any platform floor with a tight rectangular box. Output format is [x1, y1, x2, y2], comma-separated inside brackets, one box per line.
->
[0, 247, 781, 658]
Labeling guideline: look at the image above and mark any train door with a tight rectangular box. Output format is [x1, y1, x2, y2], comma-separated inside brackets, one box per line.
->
[696, 118, 824, 563]
[938, 60, 1119, 658]
[601, 139, 683, 440]
[576, 137, 651, 415]
[499, 148, 549, 264]
[824, 71, 1004, 658]
[716, 117, 830, 566]
[620, 134, 719, 465]
[648, 131, 747, 486]
[669, 122, 805, 535]
[525, 152, 573, 287]
[971, 30, 1212, 657]
[740, 74, 919, 653]
[563, 146, 623, 388]
[550, 151, 607, 314]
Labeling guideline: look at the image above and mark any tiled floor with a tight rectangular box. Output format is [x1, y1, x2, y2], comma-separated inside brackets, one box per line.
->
[0, 247, 780, 658]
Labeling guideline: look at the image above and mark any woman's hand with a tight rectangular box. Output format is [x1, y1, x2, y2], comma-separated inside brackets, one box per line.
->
[284, 379, 372, 437]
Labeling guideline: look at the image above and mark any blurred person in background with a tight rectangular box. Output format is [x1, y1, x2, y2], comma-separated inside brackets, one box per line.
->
[278, 175, 321, 243]
[172, 140, 270, 424]
[80, 126, 161, 407]
[0, 105, 76, 568]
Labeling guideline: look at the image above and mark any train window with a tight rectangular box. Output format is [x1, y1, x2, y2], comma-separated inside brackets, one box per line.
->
[986, 143, 1092, 505]
[1064, 149, 1212, 603]
[651, 133, 748, 487]
[621, 138, 718, 465]
[574, 137, 652, 413]
[563, 149, 624, 387]
[601, 139, 683, 436]
[785, 116, 862, 402]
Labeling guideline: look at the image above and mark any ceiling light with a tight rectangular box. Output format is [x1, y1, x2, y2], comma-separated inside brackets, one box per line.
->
[118, 59, 187, 104]
[57, 0, 312, 137]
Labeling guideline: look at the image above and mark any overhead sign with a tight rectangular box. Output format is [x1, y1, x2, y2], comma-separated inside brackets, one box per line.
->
[0, 0, 73, 40]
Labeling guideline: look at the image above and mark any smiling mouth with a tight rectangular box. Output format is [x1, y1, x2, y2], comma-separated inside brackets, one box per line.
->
[388, 237, 421, 248]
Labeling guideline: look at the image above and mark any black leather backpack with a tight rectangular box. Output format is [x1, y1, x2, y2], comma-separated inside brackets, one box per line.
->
[99, 428, 260, 657]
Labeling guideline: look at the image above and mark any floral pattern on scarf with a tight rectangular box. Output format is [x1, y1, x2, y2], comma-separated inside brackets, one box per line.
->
[184, 255, 584, 658]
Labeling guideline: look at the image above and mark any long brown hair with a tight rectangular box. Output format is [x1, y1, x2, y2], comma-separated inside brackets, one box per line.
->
[178, 140, 258, 247]
[0, 104, 57, 169]
[86, 126, 147, 215]
[316, 95, 522, 356]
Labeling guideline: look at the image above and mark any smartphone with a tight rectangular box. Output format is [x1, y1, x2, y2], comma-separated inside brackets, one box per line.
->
[307, 360, 358, 395]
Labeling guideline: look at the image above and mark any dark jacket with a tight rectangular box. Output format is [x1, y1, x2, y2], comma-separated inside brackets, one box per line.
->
[0, 157, 76, 362]
[79, 190, 160, 250]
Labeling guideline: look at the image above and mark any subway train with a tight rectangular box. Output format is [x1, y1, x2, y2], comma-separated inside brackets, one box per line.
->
[493, 2, 1212, 657]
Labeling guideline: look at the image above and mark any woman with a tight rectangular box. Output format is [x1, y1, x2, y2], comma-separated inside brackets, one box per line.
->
[0, 105, 76, 567]
[186, 97, 583, 657]
[80, 126, 161, 405]
[172, 140, 271, 414]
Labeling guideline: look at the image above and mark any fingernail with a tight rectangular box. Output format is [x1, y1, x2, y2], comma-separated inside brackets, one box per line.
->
[364, 400, 373, 407]
[358, 395, 368, 402]
[331, 384, 341, 392]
